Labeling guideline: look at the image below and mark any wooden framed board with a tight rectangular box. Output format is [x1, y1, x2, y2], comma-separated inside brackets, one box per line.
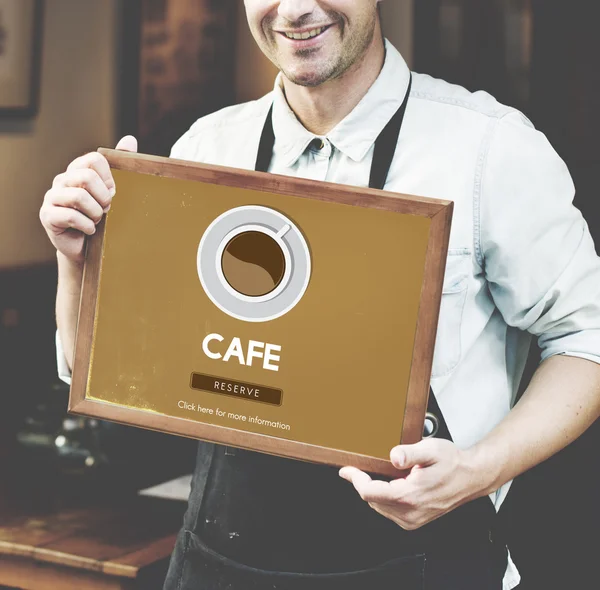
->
[69, 149, 453, 477]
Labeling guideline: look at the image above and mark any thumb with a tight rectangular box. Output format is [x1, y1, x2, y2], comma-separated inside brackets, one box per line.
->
[115, 135, 138, 152]
[390, 442, 438, 470]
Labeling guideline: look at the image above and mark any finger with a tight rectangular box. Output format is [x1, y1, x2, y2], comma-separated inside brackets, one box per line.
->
[339, 466, 371, 485]
[53, 168, 112, 210]
[44, 207, 97, 236]
[45, 187, 104, 225]
[66, 152, 114, 196]
[339, 467, 396, 504]
[390, 441, 439, 470]
[115, 135, 138, 153]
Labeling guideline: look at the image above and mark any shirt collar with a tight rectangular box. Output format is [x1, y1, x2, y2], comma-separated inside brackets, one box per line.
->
[271, 40, 411, 168]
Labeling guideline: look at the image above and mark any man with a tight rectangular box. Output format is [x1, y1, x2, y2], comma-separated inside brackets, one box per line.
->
[40, 1, 600, 589]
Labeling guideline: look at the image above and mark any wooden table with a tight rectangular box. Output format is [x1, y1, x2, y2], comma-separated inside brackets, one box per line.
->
[0, 482, 185, 589]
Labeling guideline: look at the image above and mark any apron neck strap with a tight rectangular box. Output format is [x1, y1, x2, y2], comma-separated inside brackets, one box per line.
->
[255, 75, 413, 192]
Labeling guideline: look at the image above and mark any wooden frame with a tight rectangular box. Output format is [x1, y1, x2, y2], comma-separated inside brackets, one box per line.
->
[69, 150, 453, 478]
[0, 0, 43, 117]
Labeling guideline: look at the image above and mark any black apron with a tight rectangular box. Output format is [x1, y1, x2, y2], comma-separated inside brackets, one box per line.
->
[165, 77, 508, 590]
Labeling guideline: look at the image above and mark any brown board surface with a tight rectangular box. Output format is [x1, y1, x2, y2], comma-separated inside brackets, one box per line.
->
[70, 150, 453, 477]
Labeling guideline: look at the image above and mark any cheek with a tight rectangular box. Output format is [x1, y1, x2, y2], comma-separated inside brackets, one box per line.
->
[325, 0, 371, 17]
[245, 0, 275, 29]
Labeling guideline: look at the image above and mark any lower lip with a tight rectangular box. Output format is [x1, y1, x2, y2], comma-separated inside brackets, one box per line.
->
[278, 25, 335, 49]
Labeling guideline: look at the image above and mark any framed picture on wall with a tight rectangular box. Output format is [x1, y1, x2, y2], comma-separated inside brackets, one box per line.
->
[120, 0, 238, 157]
[0, 0, 43, 117]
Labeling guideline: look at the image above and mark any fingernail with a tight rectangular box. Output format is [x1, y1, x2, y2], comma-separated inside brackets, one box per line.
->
[109, 187, 116, 197]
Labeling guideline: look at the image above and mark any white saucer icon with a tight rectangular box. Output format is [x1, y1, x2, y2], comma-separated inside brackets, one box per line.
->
[197, 206, 311, 322]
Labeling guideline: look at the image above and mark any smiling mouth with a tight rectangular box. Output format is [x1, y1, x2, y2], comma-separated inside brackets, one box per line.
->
[278, 25, 332, 41]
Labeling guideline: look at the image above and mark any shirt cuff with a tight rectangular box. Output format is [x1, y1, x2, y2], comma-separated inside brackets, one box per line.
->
[539, 329, 600, 366]
[56, 330, 72, 386]
[560, 351, 600, 365]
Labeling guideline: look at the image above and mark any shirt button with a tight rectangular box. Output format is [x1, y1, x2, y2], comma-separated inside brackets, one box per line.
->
[310, 138, 325, 150]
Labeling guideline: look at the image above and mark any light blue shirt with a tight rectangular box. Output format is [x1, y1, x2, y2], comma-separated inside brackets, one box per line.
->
[167, 39, 600, 453]
[59, 40, 600, 590]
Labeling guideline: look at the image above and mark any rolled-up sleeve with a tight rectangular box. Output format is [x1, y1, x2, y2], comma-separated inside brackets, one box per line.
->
[480, 110, 600, 364]
[56, 331, 72, 385]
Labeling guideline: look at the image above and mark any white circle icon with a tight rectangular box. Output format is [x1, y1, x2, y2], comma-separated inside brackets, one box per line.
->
[197, 206, 311, 322]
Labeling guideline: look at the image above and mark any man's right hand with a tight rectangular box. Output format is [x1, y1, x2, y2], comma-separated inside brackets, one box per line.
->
[41, 136, 138, 373]
[39, 135, 138, 264]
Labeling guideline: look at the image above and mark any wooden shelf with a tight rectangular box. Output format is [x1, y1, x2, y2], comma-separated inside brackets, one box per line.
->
[0, 483, 184, 589]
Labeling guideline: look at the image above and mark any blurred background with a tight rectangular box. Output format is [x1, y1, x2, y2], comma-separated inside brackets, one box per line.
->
[0, 0, 598, 588]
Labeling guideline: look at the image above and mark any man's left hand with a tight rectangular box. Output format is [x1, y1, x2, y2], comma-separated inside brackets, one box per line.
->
[339, 439, 486, 530]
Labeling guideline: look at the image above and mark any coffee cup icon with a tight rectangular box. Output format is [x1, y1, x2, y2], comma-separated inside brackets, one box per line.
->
[217, 224, 292, 302]
[198, 206, 311, 322]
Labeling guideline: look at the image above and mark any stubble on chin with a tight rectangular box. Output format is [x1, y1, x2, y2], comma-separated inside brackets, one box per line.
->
[275, 22, 377, 88]
[261, 12, 346, 87]
[280, 51, 340, 87]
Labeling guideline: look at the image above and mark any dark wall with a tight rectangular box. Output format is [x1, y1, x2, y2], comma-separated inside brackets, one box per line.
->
[414, 2, 600, 588]
[509, 3, 600, 587]
[528, 0, 600, 244]
[0, 265, 58, 450]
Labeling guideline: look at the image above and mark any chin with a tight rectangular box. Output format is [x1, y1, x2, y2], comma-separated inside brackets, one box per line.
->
[285, 73, 327, 87]
[281, 63, 336, 88]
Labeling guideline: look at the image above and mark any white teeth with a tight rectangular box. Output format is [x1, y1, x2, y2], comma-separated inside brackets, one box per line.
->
[285, 27, 325, 40]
